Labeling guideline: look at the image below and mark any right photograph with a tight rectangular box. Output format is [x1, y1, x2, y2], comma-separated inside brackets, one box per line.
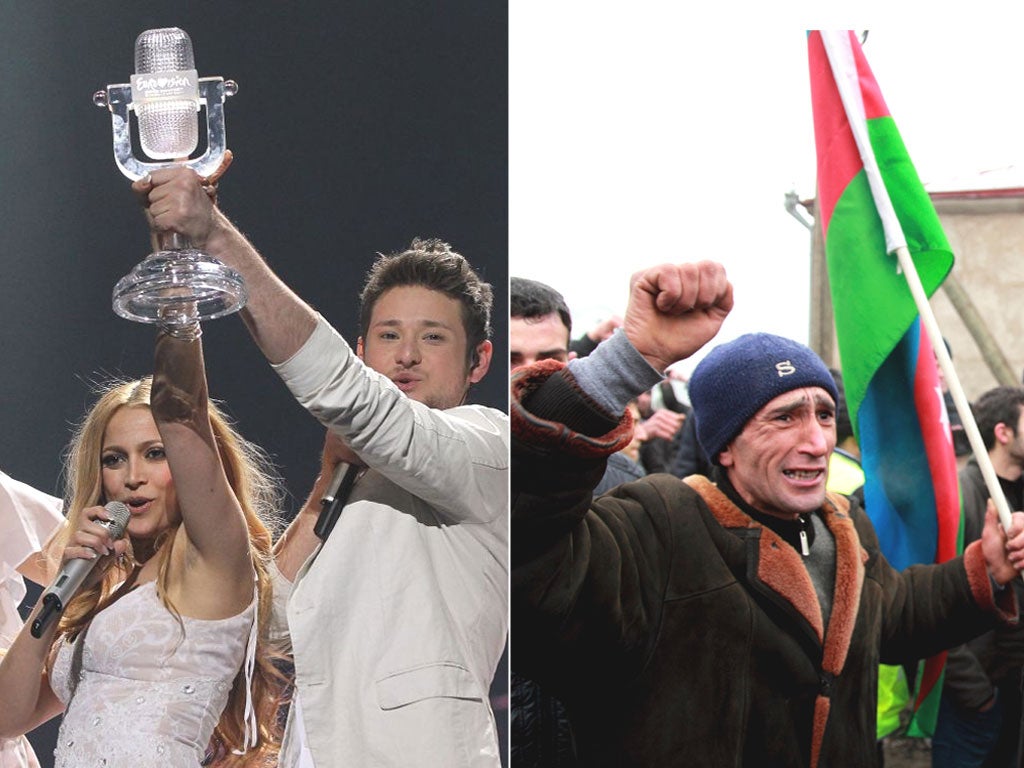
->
[509, 22, 1024, 768]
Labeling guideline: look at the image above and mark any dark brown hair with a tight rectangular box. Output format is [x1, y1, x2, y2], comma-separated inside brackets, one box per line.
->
[359, 238, 493, 369]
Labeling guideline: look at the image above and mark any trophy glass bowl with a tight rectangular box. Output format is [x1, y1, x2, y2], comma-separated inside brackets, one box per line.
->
[94, 74, 247, 327]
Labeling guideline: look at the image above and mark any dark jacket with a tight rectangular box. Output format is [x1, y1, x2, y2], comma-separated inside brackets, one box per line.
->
[669, 410, 712, 478]
[594, 450, 645, 495]
[511, 363, 1017, 768]
[510, 671, 578, 767]
[942, 458, 1024, 710]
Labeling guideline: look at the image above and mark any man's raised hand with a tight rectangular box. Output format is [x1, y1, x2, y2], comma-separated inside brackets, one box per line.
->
[623, 261, 733, 373]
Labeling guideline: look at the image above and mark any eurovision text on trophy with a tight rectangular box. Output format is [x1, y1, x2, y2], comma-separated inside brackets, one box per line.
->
[93, 26, 247, 331]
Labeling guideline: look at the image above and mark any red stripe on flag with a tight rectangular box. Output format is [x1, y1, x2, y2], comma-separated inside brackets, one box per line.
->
[916, 651, 947, 710]
[911, 332, 958, 715]
[807, 31, 863, 238]
[912, 332, 960, 563]
[847, 31, 890, 120]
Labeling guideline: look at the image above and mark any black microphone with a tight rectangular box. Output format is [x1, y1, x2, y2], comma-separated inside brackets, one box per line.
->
[314, 463, 362, 541]
[132, 27, 200, 160]
[31, 501, 131, 638]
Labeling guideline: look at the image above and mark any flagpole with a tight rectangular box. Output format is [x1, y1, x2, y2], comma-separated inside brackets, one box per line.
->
[820, 29, 1014, 534]
[893, 245, 1014, 531]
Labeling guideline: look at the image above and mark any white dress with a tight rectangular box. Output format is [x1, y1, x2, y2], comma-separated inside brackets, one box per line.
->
[49, 581, 256, 767]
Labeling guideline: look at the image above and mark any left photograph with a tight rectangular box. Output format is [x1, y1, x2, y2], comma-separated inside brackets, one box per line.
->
[0, 4, 509, 767]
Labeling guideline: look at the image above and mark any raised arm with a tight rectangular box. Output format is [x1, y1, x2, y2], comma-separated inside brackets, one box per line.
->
[621, 261, 734, 374]
[512, 261, 732, 680]
[135, 167, 317, 365]
[150, 331, 252, 612]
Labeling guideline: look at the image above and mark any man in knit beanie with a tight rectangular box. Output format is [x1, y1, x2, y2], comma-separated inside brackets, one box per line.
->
[511, 261, 1024, 768]
[688, 332, 838, 466]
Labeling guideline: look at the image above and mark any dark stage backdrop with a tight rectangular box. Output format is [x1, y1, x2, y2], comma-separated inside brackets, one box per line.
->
[0, 2, 508, 765]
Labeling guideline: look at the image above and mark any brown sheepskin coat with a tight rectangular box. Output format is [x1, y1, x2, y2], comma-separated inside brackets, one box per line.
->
[511, 363, 1017, 768]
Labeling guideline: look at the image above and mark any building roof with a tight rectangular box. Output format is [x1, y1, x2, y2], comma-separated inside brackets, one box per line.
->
[923, 166, 1024, 200]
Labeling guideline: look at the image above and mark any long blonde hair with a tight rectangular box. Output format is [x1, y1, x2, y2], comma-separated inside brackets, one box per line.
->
[53, 377, 287, 765]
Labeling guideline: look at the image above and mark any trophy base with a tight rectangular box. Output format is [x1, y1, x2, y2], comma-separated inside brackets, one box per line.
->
[112, 249, 248, 325]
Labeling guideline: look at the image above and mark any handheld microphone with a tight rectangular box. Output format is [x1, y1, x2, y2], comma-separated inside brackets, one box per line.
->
[314, 463, 362, 541]
[31, 501, 131, 638]
[132, 27, 200, 160]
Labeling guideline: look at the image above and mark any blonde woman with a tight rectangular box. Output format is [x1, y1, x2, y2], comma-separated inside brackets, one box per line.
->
[0, 327, 285, 766]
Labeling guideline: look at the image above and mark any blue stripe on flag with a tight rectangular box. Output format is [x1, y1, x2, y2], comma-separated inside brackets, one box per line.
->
[858, 321, 939, 571]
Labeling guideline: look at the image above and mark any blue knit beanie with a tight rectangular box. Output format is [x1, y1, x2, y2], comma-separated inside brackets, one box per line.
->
[689, 333, 839, 464]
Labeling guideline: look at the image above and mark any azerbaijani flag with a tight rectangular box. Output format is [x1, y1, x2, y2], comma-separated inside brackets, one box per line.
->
[807, 30, 960, 735]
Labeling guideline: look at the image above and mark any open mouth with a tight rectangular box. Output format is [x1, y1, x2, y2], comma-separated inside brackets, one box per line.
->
[782, 470, 823, 481]
[126, 498, 152, 514]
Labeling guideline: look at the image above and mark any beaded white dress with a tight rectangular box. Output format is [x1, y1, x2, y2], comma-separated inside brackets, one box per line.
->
[49, 580, 256, 767]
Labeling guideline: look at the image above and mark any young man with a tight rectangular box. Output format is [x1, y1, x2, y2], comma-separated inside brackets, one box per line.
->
[510, 260, 1024, 768]
[509, 276, 681, 493]
[136, 168, 508, 767]
[509, 276, 623, 367]
[509, 277, 574, 370]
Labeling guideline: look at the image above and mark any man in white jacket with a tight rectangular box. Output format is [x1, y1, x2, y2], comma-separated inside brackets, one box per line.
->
[135, 167, 508, 768]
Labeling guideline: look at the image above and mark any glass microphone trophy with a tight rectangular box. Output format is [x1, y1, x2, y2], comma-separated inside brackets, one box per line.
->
[93, 27, 246, 331]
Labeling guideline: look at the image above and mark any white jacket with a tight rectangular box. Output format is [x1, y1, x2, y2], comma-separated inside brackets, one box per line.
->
[273, 315, 508, 767]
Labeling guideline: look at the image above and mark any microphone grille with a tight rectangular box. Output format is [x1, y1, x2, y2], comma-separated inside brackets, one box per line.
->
[103, 501, 132, 539]
[134, 27, 195, 73]
[132, 27, 199, 160]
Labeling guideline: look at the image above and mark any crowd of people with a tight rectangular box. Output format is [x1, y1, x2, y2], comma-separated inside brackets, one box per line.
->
[2, 173, 1023, 768]
[509, 269, 1024, 768]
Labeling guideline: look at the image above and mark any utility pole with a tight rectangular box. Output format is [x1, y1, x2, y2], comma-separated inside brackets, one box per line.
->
[786, 190, 834, 366]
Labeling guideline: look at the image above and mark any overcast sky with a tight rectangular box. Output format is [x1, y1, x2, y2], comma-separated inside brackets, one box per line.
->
[509, 13, 1024, 375]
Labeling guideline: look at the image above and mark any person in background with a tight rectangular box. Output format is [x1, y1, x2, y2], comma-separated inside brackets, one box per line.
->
[937, 338, 970, 466]
[509, 276, 581, 767]
[510, 277, 574, 370]
[0, 472, 63, 768]
[932, 386, 1024, 768]
[568, 315, 622, 359]
[510, 275, 646, 496]
[827, 369, 865, 504]
[633, 387, 686, 475]
[669, 409, 712, 480]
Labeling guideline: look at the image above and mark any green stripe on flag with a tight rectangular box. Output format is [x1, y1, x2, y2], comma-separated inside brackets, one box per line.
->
[906, 664, 945, 738]
[824, 116, 953, 427]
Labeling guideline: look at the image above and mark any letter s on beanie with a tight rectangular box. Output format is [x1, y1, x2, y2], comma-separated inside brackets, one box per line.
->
[688, 333, 839, 464]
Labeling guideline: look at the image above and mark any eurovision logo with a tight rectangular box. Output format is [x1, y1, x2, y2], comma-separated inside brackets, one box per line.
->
[131, 69, 199, 103]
